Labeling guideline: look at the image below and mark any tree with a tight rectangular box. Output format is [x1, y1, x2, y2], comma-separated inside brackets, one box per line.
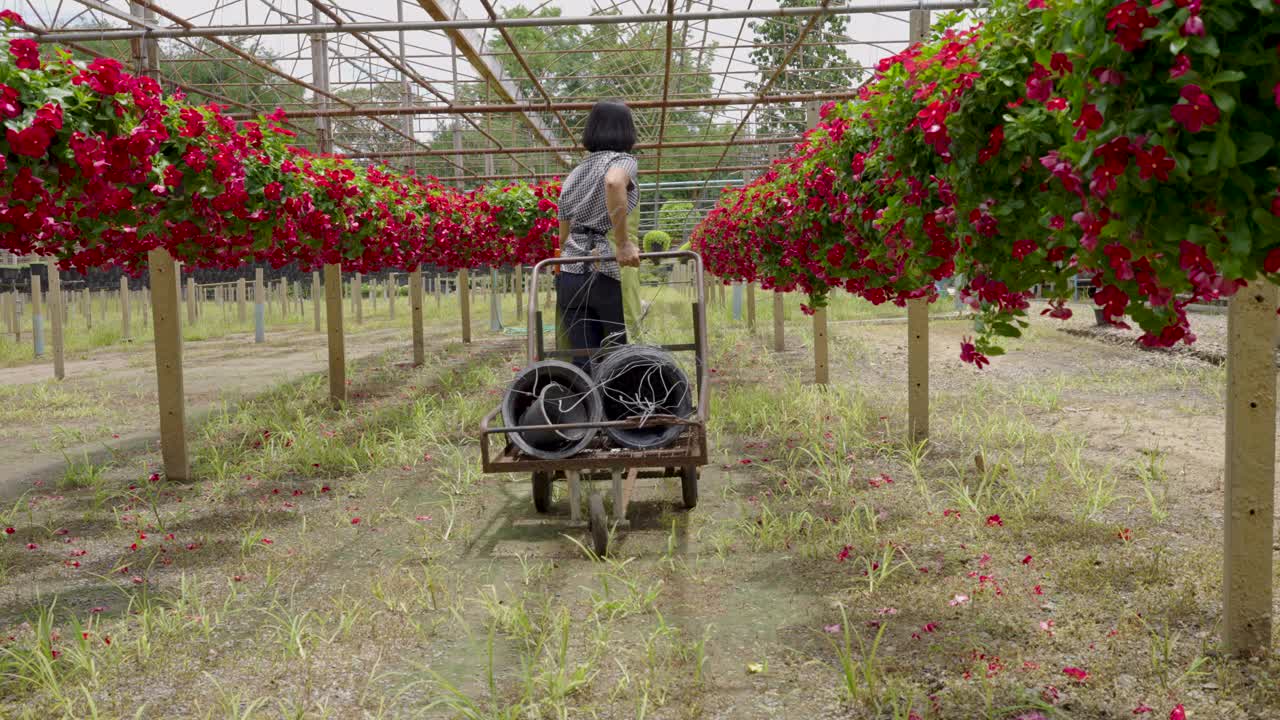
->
[420, 5, 749, 191]
[748, 0, 865, 136]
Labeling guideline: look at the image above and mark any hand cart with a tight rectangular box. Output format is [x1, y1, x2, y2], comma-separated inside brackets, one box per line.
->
[479, 251, 710, 556]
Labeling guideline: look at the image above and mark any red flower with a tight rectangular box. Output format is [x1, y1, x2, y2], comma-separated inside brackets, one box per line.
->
[1171, 84, 1219, 133]
[1135, 145, 1175, 182]
[351, 517, 361, 525]
[0, 9, 23, 25]
[1046, 97, 1069, 112]
[1022, 555, 1033, 565]
[1025, 63, 1053, 102]
[837, 545, 852, 562]
[9, 38, 39, 70]
[6, 124, 53, 157]
[1170, 54, 1191, 79]
[986, 514, 1004, 527]
[978, 125, 1004, 164]
[25, 543, 37, 550]
[1062, 667, 1089, 683]
[1181, 14, 1205, 37]
[1012, 239, 1037, 260]
[1274, 82, 1280, 110]
[1133, 705, 1154, 715]
[1026, 0, 1045, 7]
[0, 83, 19, 118]
[1050, 53, 1073, 75]
[960, 337, 990, 369]
[1169, 705, 1185, 720]
[4, 527, 12, 534]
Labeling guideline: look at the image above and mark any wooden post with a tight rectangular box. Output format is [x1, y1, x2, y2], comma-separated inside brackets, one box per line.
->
[410, 269, 425, 366]
[489, 267, 501, 332]
[83, 290, 92, 330]
[254, 268, 265, 344]
[372, 278, 379, 313]
[324, 263, 346, 407]
[1223, 284, 1278, 656]
[388, 272, 396, 320]
[732, 282, 744, 322]
[312, 271, 321, 332]
[813, 306, 828, 385]
[772, 292, 784, 352]
[48, 260, 64, 379]
[907, 297, 929, 441]
[515, 265, 524, 316]
[459, 269, 471, 343]
[280, 280, 288, 319]
[236, 277, 246, 324]
[747, 282, 757, 332]
[141, 287, 149, 330]
[31, 271, 43, 358]
[147, 249, 189, 481]
[354, 273, 363, 324]
[186, 278, 197, 326]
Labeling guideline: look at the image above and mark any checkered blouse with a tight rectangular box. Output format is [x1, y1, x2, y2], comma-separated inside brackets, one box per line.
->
[557, 151, 639, 280]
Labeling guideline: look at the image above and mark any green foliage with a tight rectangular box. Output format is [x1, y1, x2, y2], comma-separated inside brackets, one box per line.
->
[642, 230, 672, 253]
[656, 201, 693, 239]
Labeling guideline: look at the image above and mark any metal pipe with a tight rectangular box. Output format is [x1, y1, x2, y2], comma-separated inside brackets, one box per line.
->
[341, 135, 804, 160]
[33, 3, 982, 42]
[462, 164, 769, 183]
[228, 90, 864, 120]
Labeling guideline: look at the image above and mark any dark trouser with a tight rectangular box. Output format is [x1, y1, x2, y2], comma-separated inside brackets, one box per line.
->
[557, 270, 627, 368]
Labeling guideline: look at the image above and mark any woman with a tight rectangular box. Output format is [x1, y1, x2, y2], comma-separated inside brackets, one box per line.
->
[556, 100, 642, 365]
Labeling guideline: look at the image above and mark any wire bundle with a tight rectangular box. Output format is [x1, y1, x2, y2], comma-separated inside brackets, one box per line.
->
[590, 344, 693, 450]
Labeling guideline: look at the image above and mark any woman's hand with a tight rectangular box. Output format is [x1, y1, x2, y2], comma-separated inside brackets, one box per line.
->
[616, 239, 641, 268]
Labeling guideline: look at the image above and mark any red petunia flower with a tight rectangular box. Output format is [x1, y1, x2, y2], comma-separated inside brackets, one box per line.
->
[9, 38, 39, 69]
[1170, 54, 1191, 79]
[1062, 667, 1089, 683]
[1135, 145, 1175, 182]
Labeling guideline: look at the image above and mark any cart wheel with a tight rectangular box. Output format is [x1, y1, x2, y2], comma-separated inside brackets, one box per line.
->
[681, 466, 699, 510]
[531, 472, 553, 513]
[588, 493, 609, 557]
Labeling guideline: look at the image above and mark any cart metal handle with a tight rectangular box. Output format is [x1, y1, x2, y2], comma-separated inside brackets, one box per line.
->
[525, 250, 707, 364]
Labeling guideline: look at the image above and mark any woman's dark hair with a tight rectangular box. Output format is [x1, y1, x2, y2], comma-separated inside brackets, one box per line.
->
[581, 101, 636, 153]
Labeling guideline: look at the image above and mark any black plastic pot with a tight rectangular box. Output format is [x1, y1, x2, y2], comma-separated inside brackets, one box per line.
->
[591, 346, 693, 450]
[502, 360, 601, 459]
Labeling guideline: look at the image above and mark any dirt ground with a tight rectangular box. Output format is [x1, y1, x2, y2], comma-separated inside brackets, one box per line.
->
[1, 296, 1278, 719]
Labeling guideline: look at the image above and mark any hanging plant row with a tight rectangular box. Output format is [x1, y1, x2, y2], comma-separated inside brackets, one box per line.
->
[0, 10, 561, 278]
[693, 0, 1280, 366]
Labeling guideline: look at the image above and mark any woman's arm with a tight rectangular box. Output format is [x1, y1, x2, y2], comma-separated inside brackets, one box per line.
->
[604, 166, 640, 268]
[559, 218, 571, 254]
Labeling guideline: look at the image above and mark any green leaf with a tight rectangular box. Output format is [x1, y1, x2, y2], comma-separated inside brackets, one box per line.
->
[991, 322, 1022, 338]
[1210, 89, 1236, 114]
[1191, 35, 1220, 57]
[1211, 70, 1246, 85]
[1215, 128, 1238, 169]
[1225, 227, 1252, 257]
[1187, 225, 1217, 245]
[1237, 132, 1274, 164]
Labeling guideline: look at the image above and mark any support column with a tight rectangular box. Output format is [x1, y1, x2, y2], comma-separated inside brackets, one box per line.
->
[388, 272, 396, 320]
[48, 264, 64, 380]
[353, 273, 363, 324]
[907, 297, 929, 441]
[254, 268, 265, 344]
[813, 306, 828, 385]
[120, 276, 131, 340]
[515, 265, 524, 318]
[746, 283, 757, 332]
[1223, 284, 1277, 656]
[732, 282, 744, 322]
[489, 268, 501, 332]
[31, 271, 43, 358]
[410, 269, 425, 366]
[237, 277, 246, 324]
[324, 263, 346, 407]
[186, 277, 197, 326]
[459, 269, 472, 344]
[772, 293, 784, 352]
[148, 249, 189, 481]
[312, 271, 322, 332]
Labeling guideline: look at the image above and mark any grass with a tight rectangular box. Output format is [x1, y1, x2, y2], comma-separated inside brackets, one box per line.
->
[0, 285, 1274, 718]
